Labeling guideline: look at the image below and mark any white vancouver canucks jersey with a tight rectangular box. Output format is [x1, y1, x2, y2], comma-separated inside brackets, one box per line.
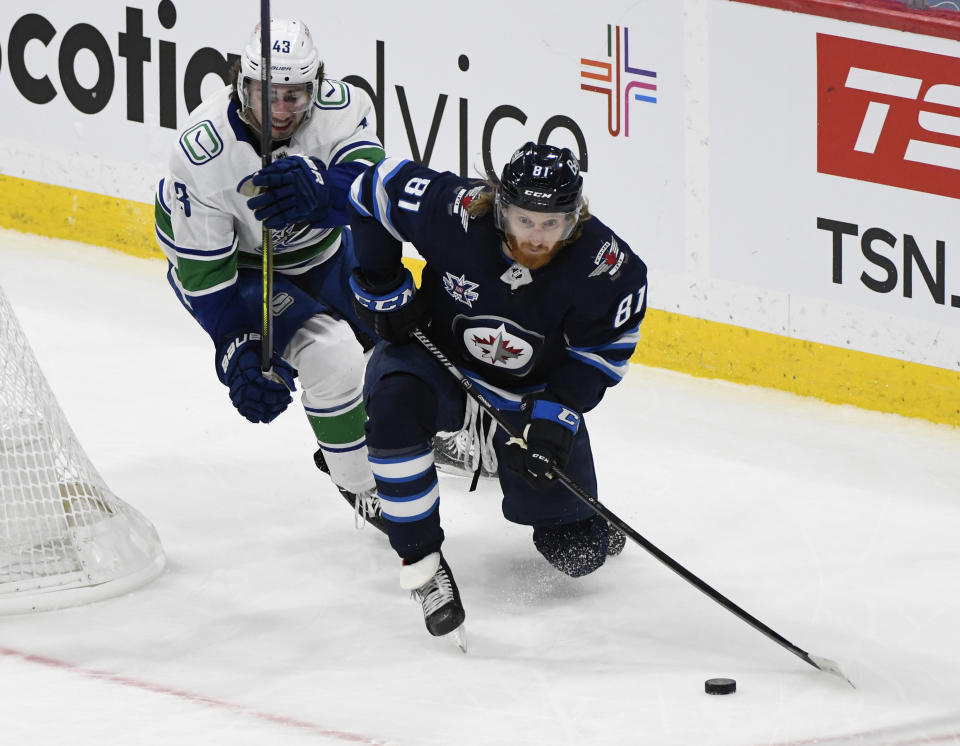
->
[154, 78, 384, 339]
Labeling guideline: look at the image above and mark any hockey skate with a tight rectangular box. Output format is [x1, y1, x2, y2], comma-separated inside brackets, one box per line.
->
[432, 430, 497, 480]
[337, 484, 388, 534]
[401, 552, 467, 652]
[314, 448, 388, 534]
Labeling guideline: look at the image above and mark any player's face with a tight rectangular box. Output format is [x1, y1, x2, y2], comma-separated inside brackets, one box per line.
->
[246, 81, 313, 139]
[500, 205, 572, 270]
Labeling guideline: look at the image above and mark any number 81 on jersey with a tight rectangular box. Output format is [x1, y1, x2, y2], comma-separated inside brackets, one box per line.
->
[398, 177, 431, 212]
[614, 286, 646, 328]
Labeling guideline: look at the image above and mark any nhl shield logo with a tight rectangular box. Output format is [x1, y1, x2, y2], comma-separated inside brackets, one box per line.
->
[443, 272, 480, 307]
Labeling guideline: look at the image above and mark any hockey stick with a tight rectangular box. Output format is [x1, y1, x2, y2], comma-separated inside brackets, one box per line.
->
[411, 328, 854, 686]
[258, 1, 275, 374]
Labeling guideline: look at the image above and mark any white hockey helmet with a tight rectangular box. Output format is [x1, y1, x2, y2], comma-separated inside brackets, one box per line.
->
[237, 18, 321, 126]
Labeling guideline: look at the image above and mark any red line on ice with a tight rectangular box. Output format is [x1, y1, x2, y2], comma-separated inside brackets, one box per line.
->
[0, 646, 389, 745]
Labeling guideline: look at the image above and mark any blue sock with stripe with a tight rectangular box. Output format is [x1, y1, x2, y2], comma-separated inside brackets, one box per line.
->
[368, 444, 443, 560]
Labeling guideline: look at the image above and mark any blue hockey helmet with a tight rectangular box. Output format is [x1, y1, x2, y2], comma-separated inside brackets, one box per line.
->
[495, 142, 583, 239]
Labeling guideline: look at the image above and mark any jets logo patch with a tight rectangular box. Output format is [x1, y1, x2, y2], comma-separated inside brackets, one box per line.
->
[442, 272, 480, 307]
[465, 324, 531, 369]
[588, 236, 625, 278]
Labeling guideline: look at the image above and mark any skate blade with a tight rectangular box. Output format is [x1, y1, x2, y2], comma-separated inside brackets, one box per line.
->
[451, 624, 467, 654]
[434, 462, 475, 479]
[435, 463, 498, 480]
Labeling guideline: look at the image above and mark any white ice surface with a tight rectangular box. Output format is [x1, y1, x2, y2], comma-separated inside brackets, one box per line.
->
[1, 228, 959, 746]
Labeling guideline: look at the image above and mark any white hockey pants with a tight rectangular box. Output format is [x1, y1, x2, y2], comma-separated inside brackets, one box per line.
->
[282, 314, 375, 495]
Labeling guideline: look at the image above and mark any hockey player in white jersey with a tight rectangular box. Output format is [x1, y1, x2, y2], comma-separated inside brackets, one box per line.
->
[155, 18, 386, 530]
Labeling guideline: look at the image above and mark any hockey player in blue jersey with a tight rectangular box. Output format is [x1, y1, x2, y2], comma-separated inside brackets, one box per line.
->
[155, 18, 387, 531]
[334, 142, 648, 644]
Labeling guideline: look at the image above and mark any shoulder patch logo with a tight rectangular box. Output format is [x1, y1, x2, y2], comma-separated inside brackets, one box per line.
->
[442, 272, 480, 307]
[588, 236, 625, 278]
[180, 121, 224, 165]
[451, 185, 487, 231]
[316, 79, 350, 110]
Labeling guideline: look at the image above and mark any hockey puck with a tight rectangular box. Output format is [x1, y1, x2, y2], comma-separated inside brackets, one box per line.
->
[705, 677, 736, 695]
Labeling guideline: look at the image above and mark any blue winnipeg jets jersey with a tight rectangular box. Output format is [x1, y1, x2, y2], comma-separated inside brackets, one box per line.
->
[349, 158, 648, 414]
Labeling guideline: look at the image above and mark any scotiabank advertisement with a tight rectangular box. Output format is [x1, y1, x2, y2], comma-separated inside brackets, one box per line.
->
[0, 0, 684, 278]
[709, 1, 960, 371]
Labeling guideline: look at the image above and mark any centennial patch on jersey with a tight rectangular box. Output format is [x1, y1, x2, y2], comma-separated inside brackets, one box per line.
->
[588, 236, 625, 278]
[442, 272, 480, 307]
[451, 185, 487, 231]
[316, 79, 350, 110]
[180, 121, 223, 165]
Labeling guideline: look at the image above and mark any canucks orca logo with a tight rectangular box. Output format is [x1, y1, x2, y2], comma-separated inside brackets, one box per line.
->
[442, 272, 480, 307]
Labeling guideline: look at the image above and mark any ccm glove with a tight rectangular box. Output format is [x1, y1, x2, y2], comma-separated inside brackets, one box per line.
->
[243, 155, 330, 229]
[504, 398, 581, 490]
[216, 333, 297, 424]
[349, 267, 430, 344]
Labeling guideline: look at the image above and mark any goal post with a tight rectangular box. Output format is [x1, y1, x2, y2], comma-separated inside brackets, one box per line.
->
[0, 283, 165, 615]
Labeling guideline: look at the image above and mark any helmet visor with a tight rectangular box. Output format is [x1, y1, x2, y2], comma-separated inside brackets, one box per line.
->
[241, 79, 315, 116]
[496, 200, 578, 243]
[495, 194, 578, 241]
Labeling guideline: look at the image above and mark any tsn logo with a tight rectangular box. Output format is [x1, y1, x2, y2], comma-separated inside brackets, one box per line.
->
[817, 34, 960, 199]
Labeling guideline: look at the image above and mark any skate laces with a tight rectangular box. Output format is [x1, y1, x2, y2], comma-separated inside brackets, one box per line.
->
[457, 397, 498, 490]
[414, 565, 456, 617]
[353, 486, 381, 529]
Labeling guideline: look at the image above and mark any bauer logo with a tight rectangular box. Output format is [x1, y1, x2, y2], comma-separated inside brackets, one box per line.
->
[818, 34, 960, 200]
[179, 121, 223, 165]
[580, 24, 658, 137]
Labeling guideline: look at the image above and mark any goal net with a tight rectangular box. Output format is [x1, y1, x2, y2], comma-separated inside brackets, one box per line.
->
[0, 283, 165, 614]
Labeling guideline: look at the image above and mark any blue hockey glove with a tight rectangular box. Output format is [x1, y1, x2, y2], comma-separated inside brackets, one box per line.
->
[243, 155, 330, 229]
[216, 332, 297, 424]
[503, 398, 580, 490]
[349, 267, 430, 345]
